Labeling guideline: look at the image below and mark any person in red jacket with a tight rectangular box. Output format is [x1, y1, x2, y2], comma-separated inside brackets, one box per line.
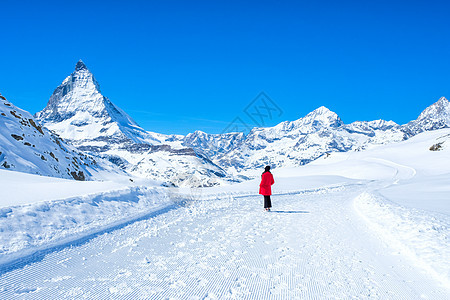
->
[259, 166, 274, 211]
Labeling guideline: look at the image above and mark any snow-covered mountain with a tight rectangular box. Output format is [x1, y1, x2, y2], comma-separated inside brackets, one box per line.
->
[36, 61, 227, 187]
[403, 96, 450, 137]
[0, 92, 120, 180]
[183, 131, 245, 161]
[35, 60, 165, 146]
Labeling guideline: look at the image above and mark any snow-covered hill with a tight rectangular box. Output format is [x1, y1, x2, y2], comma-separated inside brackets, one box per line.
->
[0, 92, 121, 180]
[36, 61, 228, 187]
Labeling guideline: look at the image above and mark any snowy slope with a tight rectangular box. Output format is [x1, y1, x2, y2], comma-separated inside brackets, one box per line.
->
[35, 61, 228, 187]
[0, 92, 122, 180]
[277, 129, 450, 286]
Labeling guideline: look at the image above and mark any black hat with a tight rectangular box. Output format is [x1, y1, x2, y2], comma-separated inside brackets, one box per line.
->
[264, 166, 271, 172]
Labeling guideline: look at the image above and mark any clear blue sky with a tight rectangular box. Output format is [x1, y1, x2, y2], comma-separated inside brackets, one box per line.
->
[1, 0, 449, 134]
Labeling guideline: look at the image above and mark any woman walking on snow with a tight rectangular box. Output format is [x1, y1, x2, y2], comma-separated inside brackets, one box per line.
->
[259, 166, 274, 211]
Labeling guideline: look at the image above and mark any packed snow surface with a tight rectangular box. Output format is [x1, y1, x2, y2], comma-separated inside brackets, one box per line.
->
[0, 129, 449, 298]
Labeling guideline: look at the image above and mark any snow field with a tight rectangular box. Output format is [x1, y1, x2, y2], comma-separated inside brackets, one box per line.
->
[1, 184, 448, 299]
[354, 191, 450, 288]
[0, 169, 135, 207]
[0, 185, 174, 268]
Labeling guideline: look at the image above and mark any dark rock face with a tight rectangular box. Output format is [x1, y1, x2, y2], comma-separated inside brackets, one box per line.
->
[75, 60, 88, 71]
[29, 119, 44, 135]
[429, 143, 443, 151]
[70, 171, 86, 181]
[11, 134, 24, 141]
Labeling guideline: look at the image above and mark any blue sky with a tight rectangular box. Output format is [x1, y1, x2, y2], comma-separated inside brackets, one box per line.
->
[1, 0, 449, 134]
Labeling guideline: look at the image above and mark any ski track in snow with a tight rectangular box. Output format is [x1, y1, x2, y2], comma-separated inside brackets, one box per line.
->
[0, 185, 449, 299]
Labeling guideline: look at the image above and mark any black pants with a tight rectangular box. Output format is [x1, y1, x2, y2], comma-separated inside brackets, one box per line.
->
[263, 195, 272, 208]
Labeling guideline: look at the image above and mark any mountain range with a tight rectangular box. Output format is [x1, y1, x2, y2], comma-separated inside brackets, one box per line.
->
[1, 60, 449, 186]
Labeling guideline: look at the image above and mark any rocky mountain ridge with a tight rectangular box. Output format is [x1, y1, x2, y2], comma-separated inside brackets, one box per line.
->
[0, 92, 122, 180]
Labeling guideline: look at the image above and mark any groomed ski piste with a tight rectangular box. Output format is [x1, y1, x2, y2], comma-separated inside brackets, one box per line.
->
[0, 129, 449, 299]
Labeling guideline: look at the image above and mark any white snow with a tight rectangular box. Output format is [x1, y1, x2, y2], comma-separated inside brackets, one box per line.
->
[0, 169, 153, 207]
[0, 170, 170, 266]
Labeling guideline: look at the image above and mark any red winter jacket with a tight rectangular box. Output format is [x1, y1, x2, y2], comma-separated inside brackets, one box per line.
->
[259, 172, 274, 196]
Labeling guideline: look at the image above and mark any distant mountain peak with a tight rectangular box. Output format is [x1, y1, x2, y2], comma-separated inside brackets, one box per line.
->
[306, 106, 340, 118]
[302, 106, 343, 129]
[433, 96, 449, 111]
[312, 106, 332, 113]
[417, 96, 449, 119]
[403, 96, 450, 136]
[75, 59, 88, 71]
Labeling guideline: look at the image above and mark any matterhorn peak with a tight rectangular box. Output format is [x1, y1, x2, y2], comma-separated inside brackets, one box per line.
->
[35, 59, 152, 144]
[75, 59, 88, 71]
